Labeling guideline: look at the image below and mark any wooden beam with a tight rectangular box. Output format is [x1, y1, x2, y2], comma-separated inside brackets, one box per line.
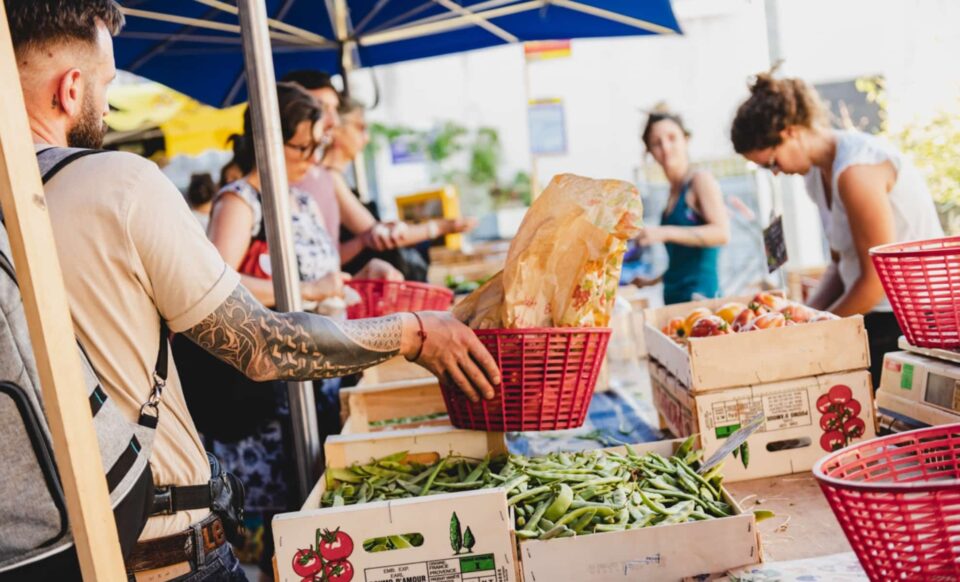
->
[0, 5, 126, 581]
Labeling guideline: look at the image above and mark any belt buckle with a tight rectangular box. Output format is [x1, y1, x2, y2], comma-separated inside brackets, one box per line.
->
[152, 486, 174, 516]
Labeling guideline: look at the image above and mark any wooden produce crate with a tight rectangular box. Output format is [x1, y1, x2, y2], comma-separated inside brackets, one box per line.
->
[643, 295, 869, 393]
[650, 360, 877, 482]
[276, 428, 516, 582]
[284, 428, 759, 582]
[339, 378, 451, 435]
[517, 439, 760, 582]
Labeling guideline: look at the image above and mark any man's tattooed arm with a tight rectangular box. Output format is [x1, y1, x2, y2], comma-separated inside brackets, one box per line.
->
[183, 284, 408, 381]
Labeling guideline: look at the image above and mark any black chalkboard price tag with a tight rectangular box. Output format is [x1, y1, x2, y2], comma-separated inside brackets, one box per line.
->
[763, 215, 788, 273]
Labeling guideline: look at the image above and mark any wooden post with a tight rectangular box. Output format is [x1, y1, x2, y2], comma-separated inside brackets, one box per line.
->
[0, 4, 126, 581]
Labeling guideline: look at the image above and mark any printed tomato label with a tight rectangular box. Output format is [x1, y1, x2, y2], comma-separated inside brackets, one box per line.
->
[818, 384, 866, 452]
[294, 527, 356, 581]
[364, 555, 499, 582]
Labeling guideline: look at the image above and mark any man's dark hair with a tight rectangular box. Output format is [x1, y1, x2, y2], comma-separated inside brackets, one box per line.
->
[280, 69, 336, 92]
[5, 0, 124, 54]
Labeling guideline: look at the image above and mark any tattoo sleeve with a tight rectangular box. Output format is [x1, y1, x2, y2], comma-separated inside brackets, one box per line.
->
[183, 284, 403, 381]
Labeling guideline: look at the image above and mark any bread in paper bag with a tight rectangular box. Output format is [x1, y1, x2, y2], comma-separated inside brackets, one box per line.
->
[454, 174, 643, 329]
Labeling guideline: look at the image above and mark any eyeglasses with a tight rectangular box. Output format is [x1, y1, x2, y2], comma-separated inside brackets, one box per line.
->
[284, 140, 320, 160]
[760, 146, 780, 173]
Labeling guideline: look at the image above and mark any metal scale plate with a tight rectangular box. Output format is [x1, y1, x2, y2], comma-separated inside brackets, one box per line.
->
[876, 337, 960, 429]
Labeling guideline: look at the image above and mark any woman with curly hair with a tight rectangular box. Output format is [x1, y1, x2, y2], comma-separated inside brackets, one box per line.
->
[730, 73, 943, 387]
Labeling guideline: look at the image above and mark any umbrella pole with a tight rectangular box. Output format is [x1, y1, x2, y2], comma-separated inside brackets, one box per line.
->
[237, 0, 321, 501]
[332, 0, 371, 203]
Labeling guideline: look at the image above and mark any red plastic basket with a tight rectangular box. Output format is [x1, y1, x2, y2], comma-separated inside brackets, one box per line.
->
[439, 328, 610, 432]
[346, 280, 454, 319]
[871, 236, 960, 348]
[813, 424, 960, 582]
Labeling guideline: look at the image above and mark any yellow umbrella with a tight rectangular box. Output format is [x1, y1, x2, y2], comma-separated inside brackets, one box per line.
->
[107, 82, 244, 157]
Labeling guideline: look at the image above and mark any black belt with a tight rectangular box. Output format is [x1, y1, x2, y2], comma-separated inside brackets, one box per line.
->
[150, 483, 214, 517]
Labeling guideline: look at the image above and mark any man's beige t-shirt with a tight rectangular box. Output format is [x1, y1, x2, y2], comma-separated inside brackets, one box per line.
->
[40, 147, 241, 539]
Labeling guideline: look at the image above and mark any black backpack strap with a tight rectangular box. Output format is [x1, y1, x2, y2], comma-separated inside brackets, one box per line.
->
[36, 146, 105, 184]
[32, 147, 171, 429]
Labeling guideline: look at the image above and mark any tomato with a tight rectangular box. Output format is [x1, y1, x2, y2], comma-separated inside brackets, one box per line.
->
[779, 303, 815, 324]
[690, 315, 731, 337]
[843, 417, 866, 439]
[291, 548, 322, 578]
[732, 308, 757, 332]
[820, 412, 840, 431]
[820, 430, 846, 452]
[828, 384, 853, 405]
[816, 393, 834, 414]
[715, 302, 747, 325]
[743, 312, 786, 331]
[318, 528, 354, 562]
[662, 316, 686, 338]
[323, 559, 354, 582]
[845, 398, 862, 418]
[752, 292, 787, 312]
[683, 308, 713, 337]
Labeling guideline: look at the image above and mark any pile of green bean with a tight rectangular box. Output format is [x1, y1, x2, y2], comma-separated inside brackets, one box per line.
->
[320, 437, 732, 540]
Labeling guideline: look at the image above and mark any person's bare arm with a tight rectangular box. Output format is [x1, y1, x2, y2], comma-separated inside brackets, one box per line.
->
[828, 165, 896, 316]
[639, 172, 730, 248]
[806, 254, 844, 310]
[182, 284, 500, 402]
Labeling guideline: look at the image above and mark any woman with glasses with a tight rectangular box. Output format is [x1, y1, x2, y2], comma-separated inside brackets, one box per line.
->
[633, 106, 730, 304]
[731, 72, 942, 388]
[209, 82, 347, 307]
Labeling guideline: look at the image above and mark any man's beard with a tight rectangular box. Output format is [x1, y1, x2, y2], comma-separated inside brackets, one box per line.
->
[66, 92, 107, 149]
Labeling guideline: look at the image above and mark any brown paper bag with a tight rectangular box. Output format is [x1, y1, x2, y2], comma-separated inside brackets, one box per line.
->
[453, 174, 643, 329]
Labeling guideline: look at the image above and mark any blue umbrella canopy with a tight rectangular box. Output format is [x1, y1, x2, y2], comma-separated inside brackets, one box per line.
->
[115, 0, 681, 107]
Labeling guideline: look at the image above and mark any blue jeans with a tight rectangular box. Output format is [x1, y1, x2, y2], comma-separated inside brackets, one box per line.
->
[175, 543, 248, 582]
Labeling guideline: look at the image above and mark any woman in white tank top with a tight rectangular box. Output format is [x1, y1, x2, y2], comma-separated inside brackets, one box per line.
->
[730, 73, 943, 388]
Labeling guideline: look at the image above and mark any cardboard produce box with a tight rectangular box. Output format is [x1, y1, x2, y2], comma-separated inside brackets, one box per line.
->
[643, 295, 869, 393]
[280, 427, 759, 582]
[650, 360, 877, 481]
[339, 378, 450, 435]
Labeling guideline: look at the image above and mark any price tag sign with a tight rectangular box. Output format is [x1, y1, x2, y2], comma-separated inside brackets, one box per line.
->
[763, 215, 788, 273]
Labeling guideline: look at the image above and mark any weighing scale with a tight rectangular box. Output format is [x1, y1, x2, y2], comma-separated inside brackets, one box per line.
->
[876, 336, 960, 430]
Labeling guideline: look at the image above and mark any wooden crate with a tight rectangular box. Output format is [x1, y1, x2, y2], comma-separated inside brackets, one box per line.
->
[286, 428, 759, 582]
[276, 429, 516, 582]
[650, 360, 877, 482]
[358, 356, 435, 387]
[339, 378, 451, 434]
[643, 295, 869, 393]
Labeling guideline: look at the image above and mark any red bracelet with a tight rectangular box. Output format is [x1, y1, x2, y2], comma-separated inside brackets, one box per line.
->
[409, 312, 427, 360]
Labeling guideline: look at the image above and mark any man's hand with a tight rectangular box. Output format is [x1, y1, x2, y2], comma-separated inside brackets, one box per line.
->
[402, 311, 500, 403]
[356, 258, 404, 282]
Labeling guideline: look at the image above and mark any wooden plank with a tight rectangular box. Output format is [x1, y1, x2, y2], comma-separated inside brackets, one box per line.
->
[0, 6, 125, 580]
[726, 472, 852, 562]
[358, 355, 434, 386]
